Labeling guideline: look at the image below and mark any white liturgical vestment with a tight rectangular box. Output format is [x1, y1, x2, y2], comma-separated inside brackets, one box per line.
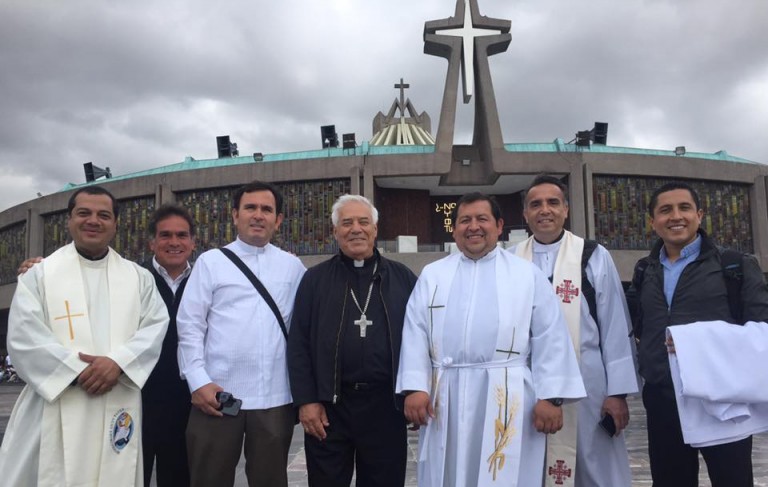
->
[0, 243, 168, 487]
[512, 234, 638, 486]
[667, 320, 768, 447]
[397, 248, 585, 487]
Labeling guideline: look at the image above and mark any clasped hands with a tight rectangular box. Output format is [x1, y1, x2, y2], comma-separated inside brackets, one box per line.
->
[76, 353, 122, 395]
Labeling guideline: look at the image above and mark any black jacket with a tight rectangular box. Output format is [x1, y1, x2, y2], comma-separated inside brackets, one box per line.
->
[626, 230, 768, 387]
[287, 250, 417, 407]
[143, 264, 191, 404]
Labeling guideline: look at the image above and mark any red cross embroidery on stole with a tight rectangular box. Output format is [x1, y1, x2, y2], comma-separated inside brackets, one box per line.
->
[548, 459, 572, 485]
[556, 280, 579, 304]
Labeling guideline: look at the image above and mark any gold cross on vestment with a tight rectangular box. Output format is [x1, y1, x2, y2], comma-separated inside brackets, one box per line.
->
[54, 300, 85, 340]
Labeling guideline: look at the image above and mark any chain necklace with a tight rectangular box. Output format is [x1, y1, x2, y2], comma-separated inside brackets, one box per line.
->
[349, 261, 378, 338]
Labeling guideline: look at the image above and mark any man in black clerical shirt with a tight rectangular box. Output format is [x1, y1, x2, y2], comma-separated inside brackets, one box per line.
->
[288, 194, 417, 487]
[142, 204, 196, 487]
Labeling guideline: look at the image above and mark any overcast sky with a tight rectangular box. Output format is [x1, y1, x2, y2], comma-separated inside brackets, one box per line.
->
[1, 0, 767, 212]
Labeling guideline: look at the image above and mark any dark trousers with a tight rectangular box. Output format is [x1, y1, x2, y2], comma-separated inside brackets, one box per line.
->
[142, 397, 191, 487]
[643, 383, 754, 487]
[186, 404, 295, 487]
[304, 384, 407, 487]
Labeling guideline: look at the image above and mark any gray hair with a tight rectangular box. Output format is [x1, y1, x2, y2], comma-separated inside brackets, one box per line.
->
[331, 194, 379, 226]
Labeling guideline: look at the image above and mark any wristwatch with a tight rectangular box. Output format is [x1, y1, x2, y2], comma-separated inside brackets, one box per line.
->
[545, 397, 564, 407]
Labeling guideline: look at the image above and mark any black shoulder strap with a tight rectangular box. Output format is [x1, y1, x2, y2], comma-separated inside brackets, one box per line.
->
[719, 249, 745, 325]
[219, 247, 288, 339]
[631, 257, 650, 294]
[629, 257, 651, 339]
[581, 240, 600, 329]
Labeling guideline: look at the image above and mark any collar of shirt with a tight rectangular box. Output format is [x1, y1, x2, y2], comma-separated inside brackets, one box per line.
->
[460, 246, 499, 262]
[659, 235, 702, 308]
[531, 238, 562, 279]
[152, 256, 192, 293]
[233, 236, 269, 255]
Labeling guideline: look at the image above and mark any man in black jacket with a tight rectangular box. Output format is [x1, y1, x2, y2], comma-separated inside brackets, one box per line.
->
[288, 194, 417, 487]
[627, 182, 768, 487]
[142, 204, 196, 487]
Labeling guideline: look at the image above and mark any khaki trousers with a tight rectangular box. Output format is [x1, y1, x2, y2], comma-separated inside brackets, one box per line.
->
[186, 404, 295, 487]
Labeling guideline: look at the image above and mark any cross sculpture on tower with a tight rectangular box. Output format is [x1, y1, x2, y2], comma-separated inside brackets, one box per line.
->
[424, 0, 511, 177]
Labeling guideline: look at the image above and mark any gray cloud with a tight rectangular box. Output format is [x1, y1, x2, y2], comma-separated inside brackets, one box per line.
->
[1, 0, 766, 211]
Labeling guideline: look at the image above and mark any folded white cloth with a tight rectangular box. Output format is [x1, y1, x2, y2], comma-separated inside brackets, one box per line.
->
[667, 320, 768, 447]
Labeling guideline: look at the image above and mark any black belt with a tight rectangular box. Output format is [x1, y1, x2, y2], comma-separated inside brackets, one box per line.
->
[341, 381, 387, 391]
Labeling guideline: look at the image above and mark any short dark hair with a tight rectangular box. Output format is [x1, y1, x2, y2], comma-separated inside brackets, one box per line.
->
[67, 186, 118, 216]
[524, 174, 569, 206]
[149, 204, 196, 238]
[648, 182, 701, 216]
[233, 180, 283, 214]
[451, 192, 502, 223]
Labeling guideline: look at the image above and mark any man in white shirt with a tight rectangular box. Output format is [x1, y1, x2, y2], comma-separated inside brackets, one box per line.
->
[513, 175, 638, 487]
[177, 180, 306, 487]
[398, 192, 585, 487]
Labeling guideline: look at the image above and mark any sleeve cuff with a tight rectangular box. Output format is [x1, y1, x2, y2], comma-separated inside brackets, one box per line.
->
[185, 367, 212, 393]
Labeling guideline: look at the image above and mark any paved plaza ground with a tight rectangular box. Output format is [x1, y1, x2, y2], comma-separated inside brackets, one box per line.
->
[1, 382, 766, 486]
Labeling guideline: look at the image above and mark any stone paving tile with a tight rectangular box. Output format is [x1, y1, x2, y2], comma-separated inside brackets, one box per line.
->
[2, 383, 766, 486]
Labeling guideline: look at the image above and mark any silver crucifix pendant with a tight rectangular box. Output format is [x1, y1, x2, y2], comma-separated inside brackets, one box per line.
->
[354, 314, 373, 337]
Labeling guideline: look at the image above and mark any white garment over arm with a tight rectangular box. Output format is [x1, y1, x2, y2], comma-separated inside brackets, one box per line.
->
[667, 320, 768, 447]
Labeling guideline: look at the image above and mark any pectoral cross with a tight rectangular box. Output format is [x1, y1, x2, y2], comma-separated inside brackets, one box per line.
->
[54, 300, 85, 340]
[355, 314, 373, 337]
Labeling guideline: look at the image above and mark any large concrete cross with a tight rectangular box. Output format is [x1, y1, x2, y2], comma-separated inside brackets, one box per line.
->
[433, 0, 503, 104]
[424, 0, 511, 179]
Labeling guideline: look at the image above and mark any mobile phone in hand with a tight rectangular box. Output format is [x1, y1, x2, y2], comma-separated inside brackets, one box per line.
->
[599, 413, 617, 437]
[216, 391, 242, 416]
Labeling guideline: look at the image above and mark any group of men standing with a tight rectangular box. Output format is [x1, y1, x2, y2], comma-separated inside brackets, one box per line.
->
[0, 176, 764, 487]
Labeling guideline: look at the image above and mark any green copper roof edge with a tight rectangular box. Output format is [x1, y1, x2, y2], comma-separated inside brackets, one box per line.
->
[503, 138, 757, 164]
[57, 140, 757, 193]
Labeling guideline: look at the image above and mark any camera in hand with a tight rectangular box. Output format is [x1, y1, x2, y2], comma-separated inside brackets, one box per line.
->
[216, 391, 242, 416]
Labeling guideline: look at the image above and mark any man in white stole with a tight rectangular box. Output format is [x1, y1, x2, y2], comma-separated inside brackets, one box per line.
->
[397, 193, 585, 487]
[513, 176, 638, 487]
[0, 187, 168, 487]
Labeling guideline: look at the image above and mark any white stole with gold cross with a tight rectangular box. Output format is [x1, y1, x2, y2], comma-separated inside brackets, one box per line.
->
[40, 243, 143, 487]
[516, 231, 583, 487]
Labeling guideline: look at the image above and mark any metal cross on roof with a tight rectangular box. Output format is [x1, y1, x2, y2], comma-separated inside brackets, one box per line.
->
[394, 78, 410, 118]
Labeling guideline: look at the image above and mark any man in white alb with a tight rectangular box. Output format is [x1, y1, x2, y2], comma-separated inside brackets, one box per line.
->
[177, 180, 306, 487]
[397, 192, 586, 487]
[0, 186, 169, 487]
[512, 175, 639, 487]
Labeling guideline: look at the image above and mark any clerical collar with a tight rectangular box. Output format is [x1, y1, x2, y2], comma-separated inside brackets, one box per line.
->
[340, 250, 377, 269]
[460, 246, 499, 262]
[75, 246, 109, 261]
[234, 236, 268, 254]
[534, 230, 565, 245]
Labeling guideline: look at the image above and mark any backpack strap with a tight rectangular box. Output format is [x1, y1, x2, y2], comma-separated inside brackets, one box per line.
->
[581, 240, 600, 328]
[719, 249, 745, 325]
[219, 247, 288, 339]
[628, 257, 651, 339]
